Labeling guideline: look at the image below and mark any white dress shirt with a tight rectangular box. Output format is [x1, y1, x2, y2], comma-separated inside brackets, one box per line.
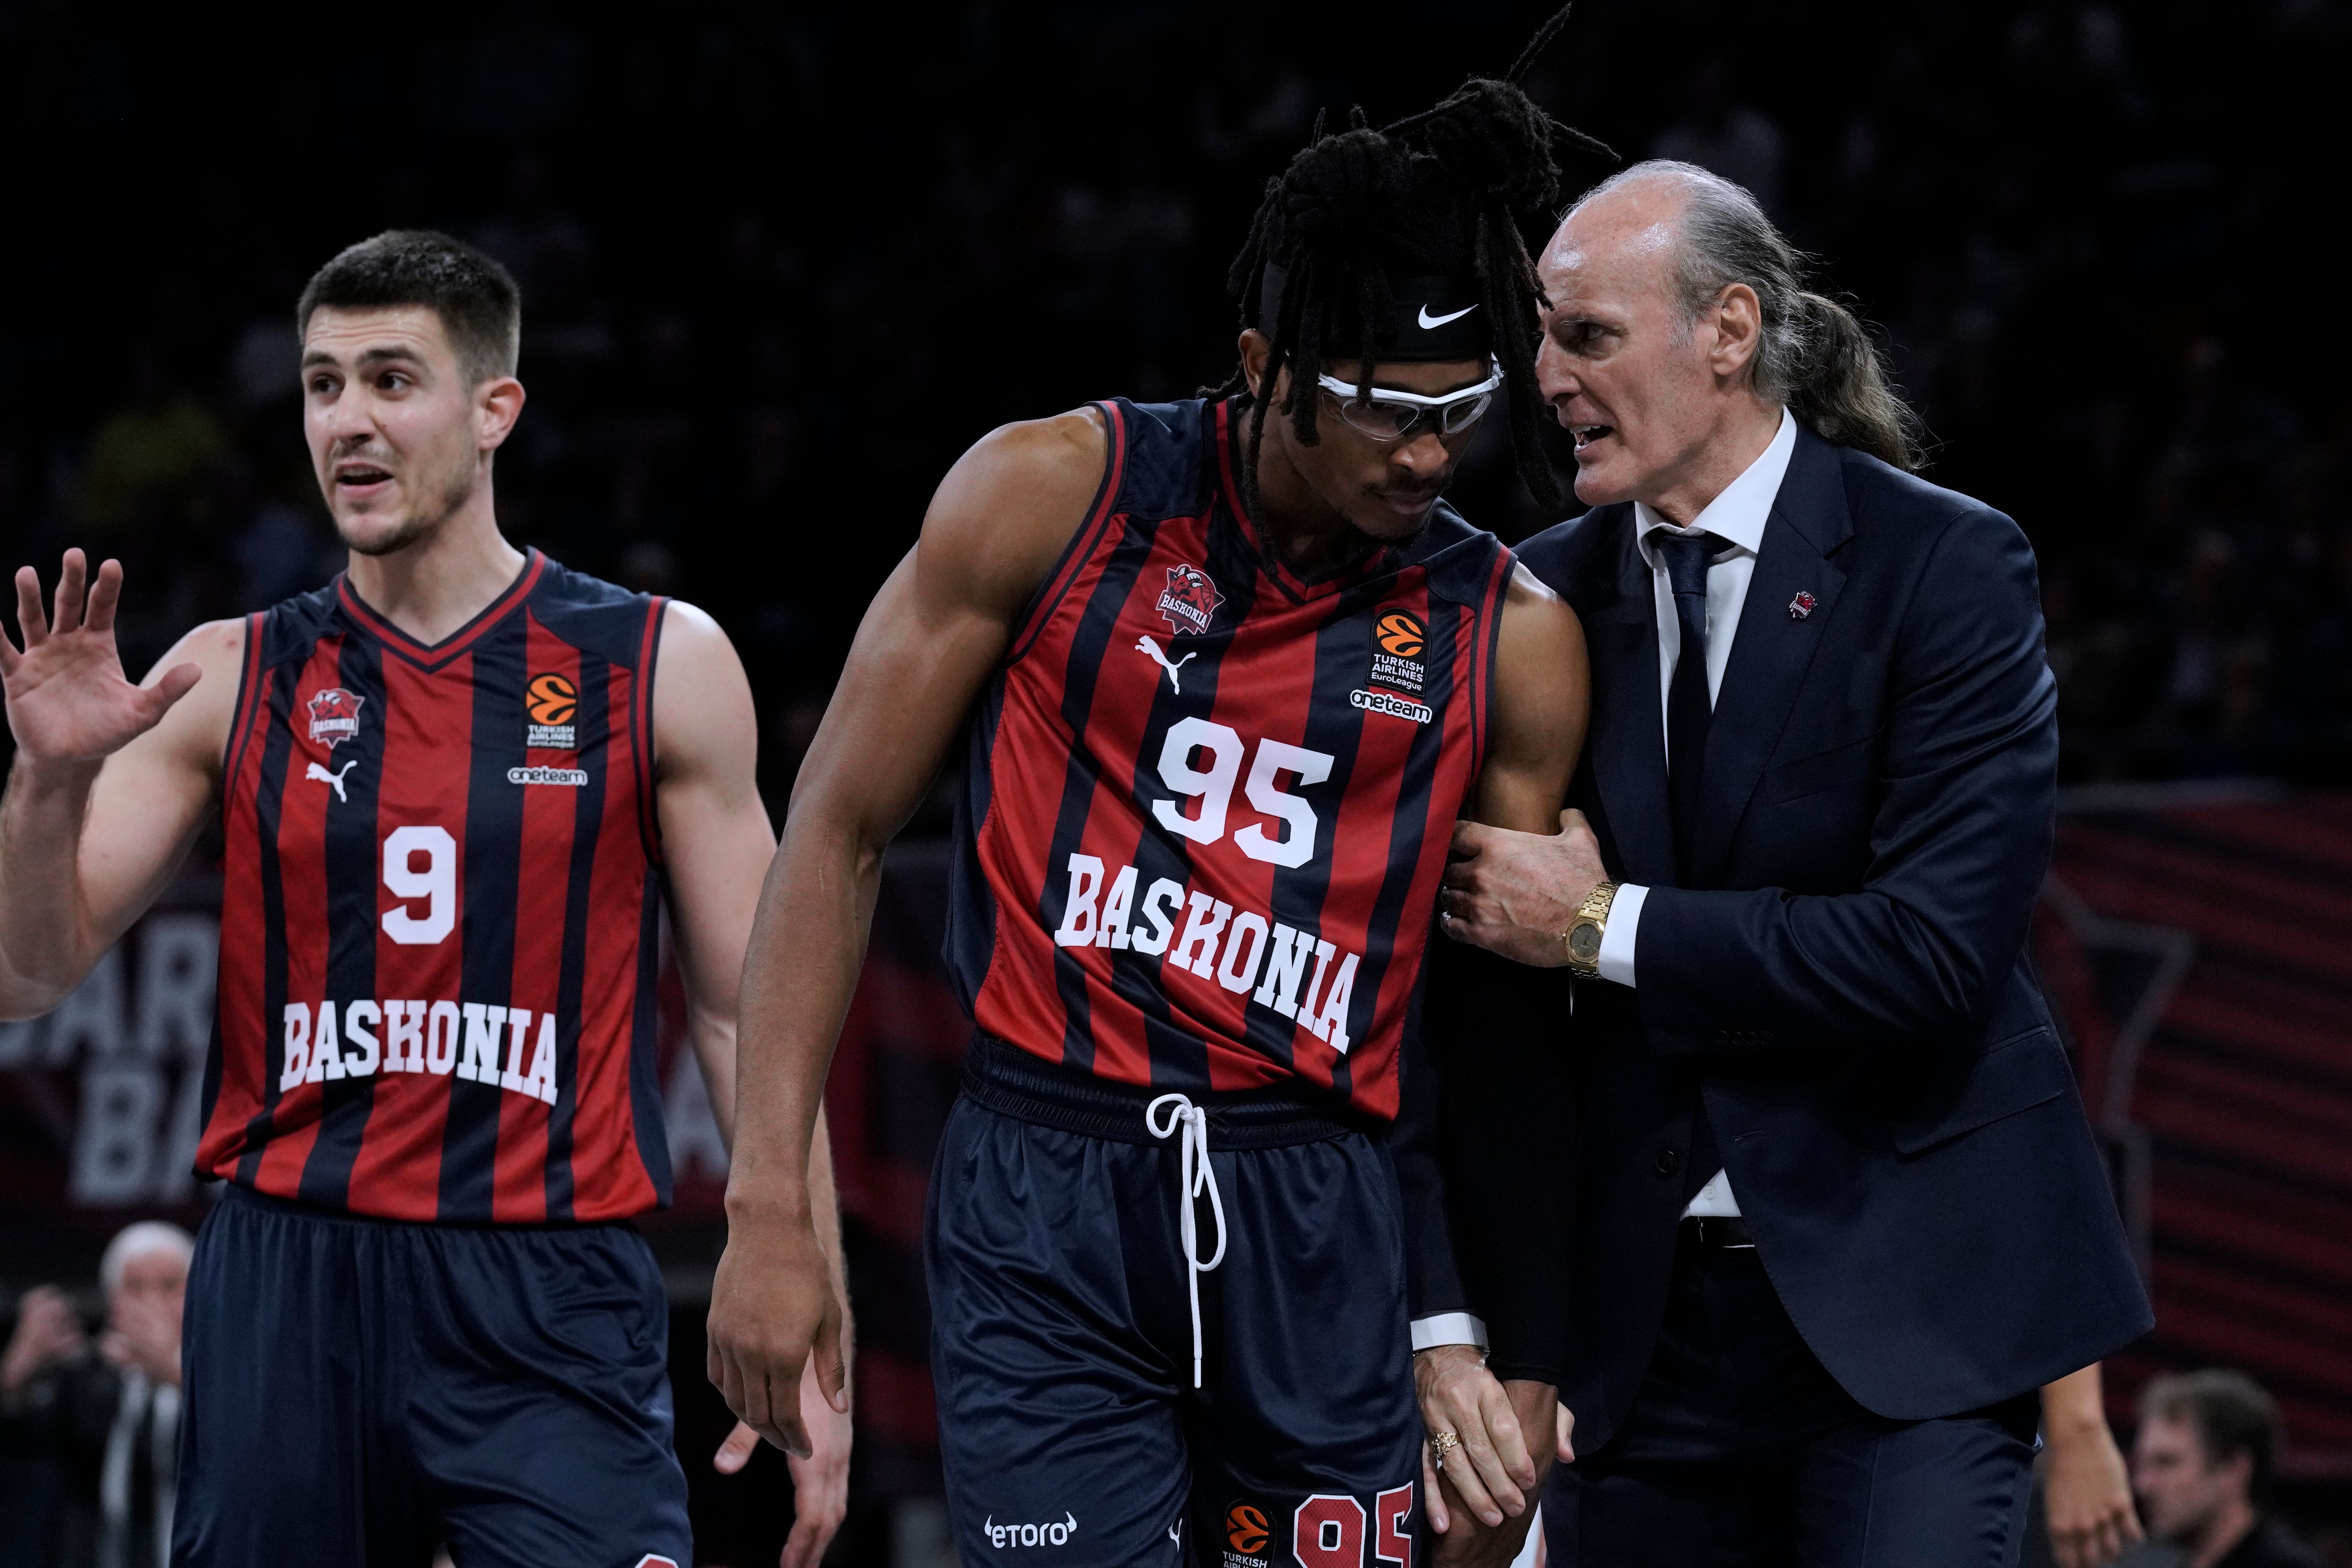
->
[1597, 406, 1797, 1218]
[1409, 411, 1800, 1352]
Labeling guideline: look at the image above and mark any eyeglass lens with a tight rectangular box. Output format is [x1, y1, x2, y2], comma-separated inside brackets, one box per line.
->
[1331, 391, 1493, 440]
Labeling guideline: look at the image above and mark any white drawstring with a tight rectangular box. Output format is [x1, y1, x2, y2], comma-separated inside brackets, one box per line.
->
[1146, 1092, 1228, 1389]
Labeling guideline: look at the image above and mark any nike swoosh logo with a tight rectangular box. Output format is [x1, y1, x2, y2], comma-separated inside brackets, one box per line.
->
[1418, 303, 1476, 328]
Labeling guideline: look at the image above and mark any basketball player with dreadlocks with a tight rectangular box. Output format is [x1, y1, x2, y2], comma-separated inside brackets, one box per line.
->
[708, 19, 1608, 1566]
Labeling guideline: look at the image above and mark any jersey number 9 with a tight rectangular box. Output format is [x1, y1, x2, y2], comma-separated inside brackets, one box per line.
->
[381, 826, 458, 946]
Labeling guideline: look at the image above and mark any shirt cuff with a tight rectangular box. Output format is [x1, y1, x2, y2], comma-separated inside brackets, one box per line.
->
[1595, 882, 1646, 987]
[1410, 1312, 1490, 1353]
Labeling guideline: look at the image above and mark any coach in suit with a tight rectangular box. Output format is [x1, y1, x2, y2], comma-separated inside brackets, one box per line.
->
[1414, 161, 2152, 1567]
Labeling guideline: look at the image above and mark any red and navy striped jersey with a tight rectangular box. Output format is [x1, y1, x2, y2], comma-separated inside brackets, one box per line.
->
[194, 549, 675, 1223]
[946, 398, 1512, 1122]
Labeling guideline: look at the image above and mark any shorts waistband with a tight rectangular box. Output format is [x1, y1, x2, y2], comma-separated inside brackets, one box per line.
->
[960, 1033, 1381, 1150]
[217, 1180, 634, 1233]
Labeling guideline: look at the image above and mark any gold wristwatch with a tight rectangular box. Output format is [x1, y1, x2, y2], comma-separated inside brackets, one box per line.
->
[1562, 882, 1618, 978]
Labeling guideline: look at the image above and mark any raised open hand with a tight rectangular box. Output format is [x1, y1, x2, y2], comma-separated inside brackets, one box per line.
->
[0, 550, 200, 766]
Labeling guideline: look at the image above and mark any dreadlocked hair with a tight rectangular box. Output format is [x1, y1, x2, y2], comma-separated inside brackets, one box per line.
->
[1208, 6, 1614, 514]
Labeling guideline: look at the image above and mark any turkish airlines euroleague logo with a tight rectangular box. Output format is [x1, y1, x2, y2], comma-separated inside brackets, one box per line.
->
[1364, 606, 1429, 712]
[1225, 1502, 1270, 1556]
[1375, 610, 1426, 658]
[526, 672, 578, 749]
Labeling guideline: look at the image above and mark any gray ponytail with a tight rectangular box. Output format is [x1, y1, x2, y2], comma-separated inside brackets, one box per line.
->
[1578, 160, 1925, 471]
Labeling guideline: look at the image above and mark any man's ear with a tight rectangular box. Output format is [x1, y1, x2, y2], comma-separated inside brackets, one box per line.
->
[1239, 328, 1271, 398]
[1709, 284, 1764, 382]
[477, 376, 527, 452]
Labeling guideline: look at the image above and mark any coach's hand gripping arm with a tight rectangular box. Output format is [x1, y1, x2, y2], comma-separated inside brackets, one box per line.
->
[1411, 568, 1587, 1568]
[0, 550, 238, 1018]
[1444, 508, 2058, 1055]
[706, 410, 1106, 1459]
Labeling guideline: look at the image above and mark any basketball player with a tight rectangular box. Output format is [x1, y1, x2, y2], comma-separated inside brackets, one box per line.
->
[0, 231, 849, 1567]
[707, 59, 1605, 1567]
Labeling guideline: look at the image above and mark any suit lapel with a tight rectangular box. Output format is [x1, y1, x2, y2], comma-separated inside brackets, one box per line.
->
[1690, 430, 1854, 886]
[1581, 509, 1678, 888]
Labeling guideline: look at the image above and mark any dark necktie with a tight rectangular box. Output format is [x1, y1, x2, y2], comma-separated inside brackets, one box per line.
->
[1652, 528, 1724, 884]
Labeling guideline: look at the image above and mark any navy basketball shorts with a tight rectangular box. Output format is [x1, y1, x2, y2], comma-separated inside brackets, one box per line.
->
[927, 1035, 1424, 1568]
[172, 1184, 691, 1568]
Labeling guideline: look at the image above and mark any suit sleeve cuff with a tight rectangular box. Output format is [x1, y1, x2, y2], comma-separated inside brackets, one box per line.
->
[1410, 1312, 1490, 1353]
[1596, 883, 1646, 987]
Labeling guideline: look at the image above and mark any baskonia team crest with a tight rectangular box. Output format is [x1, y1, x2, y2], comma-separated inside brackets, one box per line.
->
[305, 688, 365, 750]
[1155, 562, 1224, 637]
[526, 672, 579, 749]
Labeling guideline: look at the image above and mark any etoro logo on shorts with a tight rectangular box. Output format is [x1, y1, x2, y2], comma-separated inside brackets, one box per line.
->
[526, 671, 579, 749]
[985, 1512, 1077, 1548]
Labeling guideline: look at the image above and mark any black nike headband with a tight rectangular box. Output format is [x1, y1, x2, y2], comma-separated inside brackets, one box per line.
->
[1256, 263, 1493, 365]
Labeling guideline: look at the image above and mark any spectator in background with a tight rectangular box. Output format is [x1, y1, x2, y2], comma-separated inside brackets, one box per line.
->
[0, 1221, 193, 1568]
[2133, 1370, 2324, 1568]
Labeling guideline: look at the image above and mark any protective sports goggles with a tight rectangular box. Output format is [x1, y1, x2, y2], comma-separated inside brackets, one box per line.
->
[1315, 361, 1503, 441]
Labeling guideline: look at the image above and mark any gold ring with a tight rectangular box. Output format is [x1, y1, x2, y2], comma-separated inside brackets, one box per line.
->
[1428, 1429, 1461, 1458]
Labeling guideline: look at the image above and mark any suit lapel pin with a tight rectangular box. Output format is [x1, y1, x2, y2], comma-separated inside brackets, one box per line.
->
[1788, 591, 1817, 621]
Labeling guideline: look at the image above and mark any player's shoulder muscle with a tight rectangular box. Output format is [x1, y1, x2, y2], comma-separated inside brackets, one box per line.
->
[915, 405, 1109, 626]
[1478, 564, 1587, 825]
[649, 599, 756, 787]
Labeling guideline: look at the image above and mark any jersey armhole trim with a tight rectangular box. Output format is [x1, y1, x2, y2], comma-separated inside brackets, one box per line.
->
[218, 612, 268, 794]
[634, 596, 669, 865]
[1469, 549, 1512, 778]
[1004, 400, 1128, 667]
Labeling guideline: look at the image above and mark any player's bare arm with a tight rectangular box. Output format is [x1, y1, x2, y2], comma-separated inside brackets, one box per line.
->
[651, 601, 775, 1149]
[0, 549, 243, 1016]
[1418, 566, 1587, 1562]
[707, 406, 1108, 1457]
[651, 600, 856, 1567]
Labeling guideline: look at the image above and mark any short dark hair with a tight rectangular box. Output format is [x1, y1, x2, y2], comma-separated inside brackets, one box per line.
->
[296, 230, 521, 386]
[2142, 1369, 2284, 1503]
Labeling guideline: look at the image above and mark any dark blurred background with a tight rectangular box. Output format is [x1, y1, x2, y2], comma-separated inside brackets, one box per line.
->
[4, 0, 2348, 796]
[1, 2, 2348, 1566]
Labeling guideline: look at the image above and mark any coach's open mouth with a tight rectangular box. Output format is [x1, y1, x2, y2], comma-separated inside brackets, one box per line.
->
[1570, 424, 1614, 452]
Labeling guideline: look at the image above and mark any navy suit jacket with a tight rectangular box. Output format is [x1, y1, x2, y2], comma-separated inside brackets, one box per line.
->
[1413, 427, 2151, 1450]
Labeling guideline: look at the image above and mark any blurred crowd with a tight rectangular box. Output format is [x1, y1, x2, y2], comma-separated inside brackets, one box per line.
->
[0, 0, 2345, 797]
[0, 1225, 189, 1568]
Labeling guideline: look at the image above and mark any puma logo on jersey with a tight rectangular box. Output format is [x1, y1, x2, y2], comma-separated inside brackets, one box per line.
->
[306, 759, 358, 803]
[1135, 635, 1197, 693]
